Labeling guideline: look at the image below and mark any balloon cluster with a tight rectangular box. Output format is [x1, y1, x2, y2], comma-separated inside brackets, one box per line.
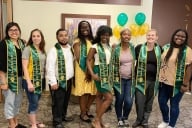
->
[113, 12, 149, 39]
[130, 12, 149, 37]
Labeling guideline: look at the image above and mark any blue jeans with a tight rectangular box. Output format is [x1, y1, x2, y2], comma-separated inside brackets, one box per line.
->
[23, 80, 41, 114]
[158, 82, 183, 127]
[114, 78, 133, 120]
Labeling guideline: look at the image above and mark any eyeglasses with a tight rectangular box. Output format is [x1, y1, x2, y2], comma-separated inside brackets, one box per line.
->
[8, 29, 19, 32]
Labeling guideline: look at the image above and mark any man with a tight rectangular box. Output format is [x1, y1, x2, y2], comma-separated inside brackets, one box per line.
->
[46, 28, 74, 128]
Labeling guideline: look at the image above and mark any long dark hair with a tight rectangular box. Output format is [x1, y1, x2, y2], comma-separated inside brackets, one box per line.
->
[27, 29, 46, 53]
[164, 29, 188, 63]
[77, 20, 94, 44]
[5, 22, 21, 40]
[92, 25, 112, 46]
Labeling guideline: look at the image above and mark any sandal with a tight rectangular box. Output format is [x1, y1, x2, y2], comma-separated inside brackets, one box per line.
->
[36, 123, 45, 128]
[80, 114, 91, 123]
[86, 111, 94, 118]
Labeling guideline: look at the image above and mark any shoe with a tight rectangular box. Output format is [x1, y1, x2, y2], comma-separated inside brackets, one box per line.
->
[117, 120, 124, 127]
[142, 124, 149, 128]
[123, 119, 129, 127]
[132, 121, 141, 128]
[157, 122, 169, 128]
[62, 116, 73, 122]
[80, 114, 91, 123]
[15, 124, 27, 128]
[86, 111, 94, 118]
[167, 126, 175, 128]
[54, 124, 64, 128]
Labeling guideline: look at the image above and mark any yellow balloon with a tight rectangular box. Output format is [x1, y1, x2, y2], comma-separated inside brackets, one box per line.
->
[130, 24, 139, 37]
[138, 23, 149, 35]
[113, 25, 122, 39]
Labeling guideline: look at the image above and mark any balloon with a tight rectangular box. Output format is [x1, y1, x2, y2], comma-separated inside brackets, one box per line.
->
[113, 25, 122, 39]
[117, 13, 128, 26]
[138, 23, 149, 35]
[135, 12, 146, 26]
[130, 24, 139, 37]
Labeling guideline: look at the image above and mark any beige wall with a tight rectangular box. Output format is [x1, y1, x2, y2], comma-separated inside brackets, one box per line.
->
[13, 0, 153, 51]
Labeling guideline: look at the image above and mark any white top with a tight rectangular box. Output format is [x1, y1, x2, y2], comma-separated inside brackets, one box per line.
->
[46, 44, 74, 86]
[91, 43, 111, 65]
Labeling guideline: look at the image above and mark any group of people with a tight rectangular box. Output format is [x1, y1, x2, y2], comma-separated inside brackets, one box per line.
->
[0, 21, 191, 128]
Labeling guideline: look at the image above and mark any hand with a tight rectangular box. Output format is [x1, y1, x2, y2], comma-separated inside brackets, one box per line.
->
[28, 82, 35, 92]
[180, 84, 188, 93]
[92, 74, 100, 81]
[51, 84, 59, 90]
[0, 84, 8, 90]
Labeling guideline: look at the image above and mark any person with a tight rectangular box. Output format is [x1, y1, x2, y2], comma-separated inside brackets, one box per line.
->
[87, 25, 113, 128]
[111, 28, 136, 127]
[46, 28, 74, 128]
[158, 29, 192, 128]
[0, 22, 26, 128]
[71, 20, 97, 123]
[132, 29, 162, 128]
[22, 29, 46, 128]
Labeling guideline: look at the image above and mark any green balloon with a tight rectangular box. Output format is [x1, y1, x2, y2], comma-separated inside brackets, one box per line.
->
[135, 12, 146, 26]
[117, 13, 128, 26]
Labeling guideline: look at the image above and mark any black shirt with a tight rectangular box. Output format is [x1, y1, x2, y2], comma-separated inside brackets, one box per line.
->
[135, 43, 162, 81]
[0, 40, 23, 76]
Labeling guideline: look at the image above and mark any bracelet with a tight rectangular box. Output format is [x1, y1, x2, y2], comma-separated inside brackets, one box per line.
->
[182, 83, 188, 87]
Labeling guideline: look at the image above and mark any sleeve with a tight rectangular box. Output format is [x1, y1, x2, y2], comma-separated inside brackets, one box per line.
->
[22, 46, 31, 59]
[186, 47, 192, 65]
[46, 47, 57, 86]
[0, 40, 7, 73]
[135, 44, 142, 60]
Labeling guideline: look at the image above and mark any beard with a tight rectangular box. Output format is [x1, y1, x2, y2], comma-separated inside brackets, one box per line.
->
[59, 41, 67, 46]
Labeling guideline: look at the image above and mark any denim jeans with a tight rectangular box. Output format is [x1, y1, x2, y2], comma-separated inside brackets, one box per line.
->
[158, 82, 183, 127]
[114, 78, 133, 120]
[23, 79, 41, 114]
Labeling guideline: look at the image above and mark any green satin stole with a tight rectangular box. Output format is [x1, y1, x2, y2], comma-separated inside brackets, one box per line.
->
[112, 43, 136, 96]
[136, 43, 161, 95]
[30, 45, 42, 94]
[6, 39, 24, 93]
[97, 44, 111, 90]
[163, 44, 187, 96]
[79, 40, 87, 72]
[55, 43, 67, 89]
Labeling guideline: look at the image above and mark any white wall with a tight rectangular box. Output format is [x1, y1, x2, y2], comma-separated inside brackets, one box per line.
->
[13, 0, 153, 51]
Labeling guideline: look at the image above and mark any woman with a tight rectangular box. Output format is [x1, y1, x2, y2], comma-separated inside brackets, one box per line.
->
[0, 22, 26, 128]
[133, 29, 162, 128]
[158, 29, 192, 128]
[71, 21, 97, 122]
[22, 29, 46, 128]
[87, 25, 113, 128]
[111, 28, 135, 127]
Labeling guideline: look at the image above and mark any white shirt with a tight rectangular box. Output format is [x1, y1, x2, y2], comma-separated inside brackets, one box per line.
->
[46, 44, 74, 86]
[91, 43, 111, 65]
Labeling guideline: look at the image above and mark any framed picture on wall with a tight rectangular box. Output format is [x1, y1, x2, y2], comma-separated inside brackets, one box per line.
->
[61, 13, 111, 43]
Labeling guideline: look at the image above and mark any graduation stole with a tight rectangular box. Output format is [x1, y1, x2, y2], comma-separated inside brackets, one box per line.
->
[55, 43, 67, 89]
[79, 40, 87, 72]
[112, 43, 136, 96]
[97, 44, 111, 90]
[6, 39, 24, 93]
[136, 43, 161, 95]
[30, 45, 42, 94]
[163, 44, 187, 96]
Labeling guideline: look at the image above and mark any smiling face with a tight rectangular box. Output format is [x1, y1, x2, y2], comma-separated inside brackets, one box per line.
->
[120, 29, 131, 43]
[31, 30, 42, 46]
[80, 22, 90, 37]
[146, 30, 158, 44]
[100, 33, 110, 44]
[174, 31, 187, 46]
[57, 30, 69, 45]
[8, 26, 20, 40]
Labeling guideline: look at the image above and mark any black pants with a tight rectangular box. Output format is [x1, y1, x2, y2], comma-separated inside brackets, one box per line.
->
[135, 80, 155, 125]
[49, 78, 72, 125]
